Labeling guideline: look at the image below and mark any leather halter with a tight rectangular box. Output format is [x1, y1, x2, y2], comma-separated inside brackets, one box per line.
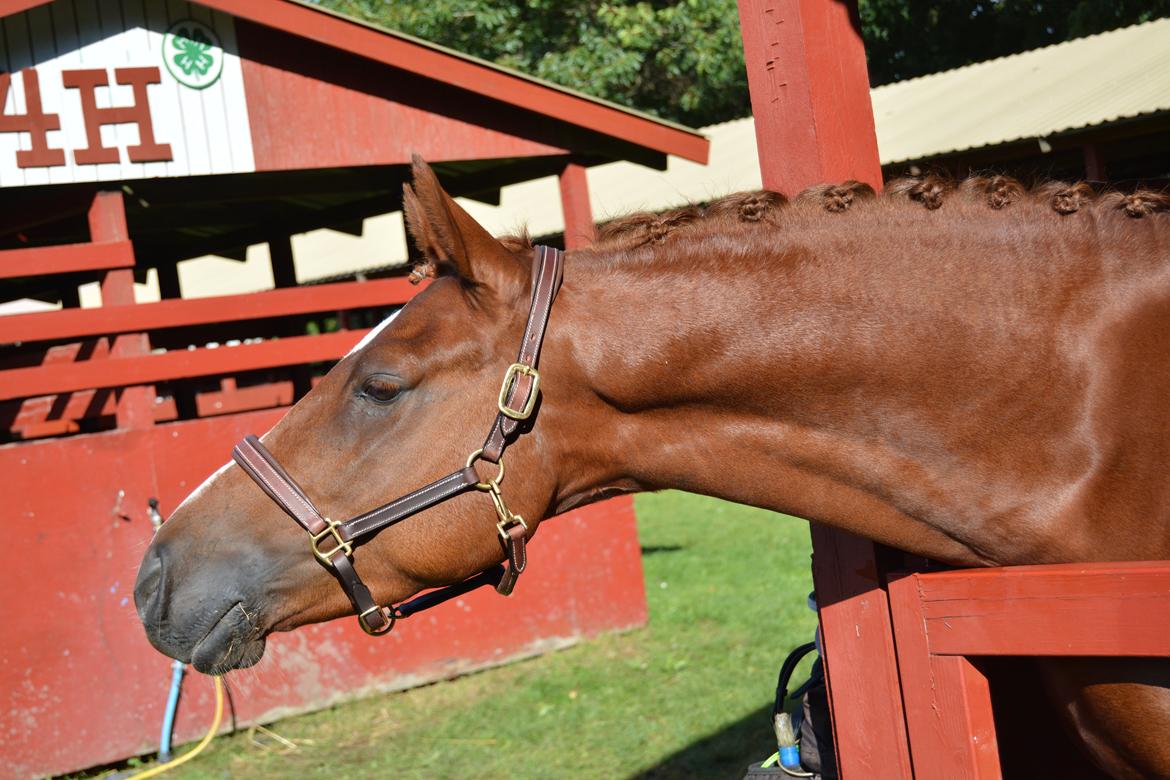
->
[231, 245, 564, 635]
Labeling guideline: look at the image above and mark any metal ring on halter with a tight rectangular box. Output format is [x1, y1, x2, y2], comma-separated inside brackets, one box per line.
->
[357, 605, 397, 636]
[465, 447, 505, 490]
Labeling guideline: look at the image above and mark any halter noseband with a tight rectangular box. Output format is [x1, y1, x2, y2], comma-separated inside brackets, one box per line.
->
[230, 245, 564, 635]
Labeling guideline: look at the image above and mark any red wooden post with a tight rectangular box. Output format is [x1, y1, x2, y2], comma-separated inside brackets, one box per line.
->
[809, 525, 914, 778]
[888, 574, 1002, 779]
[737, 0, 882, 193]
[737, 2, 910, 776]
[89, 190, 153, 430]
[559, 160, 596, 249]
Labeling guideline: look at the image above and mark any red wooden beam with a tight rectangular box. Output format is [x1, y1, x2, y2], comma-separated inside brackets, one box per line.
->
[0, 0, 52, 16]
[737, 3, 904, 776]
[0, 329, 367, 401]
[89, 190, 155, 430]
[1, 277, 421, 345]
[889, 573, 1002, 779]
[559, 161, 596, 249]
[737, 0, 882, 193]
[0, 241, 133, 280]
[196, 0, 708, 164]
[809, 525, 914, 778]
[902, 562, 1170, 657]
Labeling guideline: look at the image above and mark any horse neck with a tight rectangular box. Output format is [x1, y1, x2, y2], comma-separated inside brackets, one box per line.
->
[547, 218, 1078, 567]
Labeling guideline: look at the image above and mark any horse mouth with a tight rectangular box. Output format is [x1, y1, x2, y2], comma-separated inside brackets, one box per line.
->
[190, 602, 267, 674]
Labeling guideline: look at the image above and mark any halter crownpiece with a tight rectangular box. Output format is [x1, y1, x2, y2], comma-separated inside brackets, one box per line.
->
[231, 245, 564, 635]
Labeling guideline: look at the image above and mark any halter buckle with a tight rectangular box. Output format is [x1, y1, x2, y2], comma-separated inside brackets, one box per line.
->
[357, 605, 397, 636]
[497, 363, 540, 420]
[311, 518, 353, 565]
[497, 514, 528, 544]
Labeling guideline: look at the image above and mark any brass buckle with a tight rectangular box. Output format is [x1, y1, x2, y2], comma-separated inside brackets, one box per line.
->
[483, 481, 527, 543]
[310, 518, 353, 566]
[465, 448, 504, 489]
[497, 363, 540, 420]
[357, 605, 397, 636]
[496, 512, 528, 544]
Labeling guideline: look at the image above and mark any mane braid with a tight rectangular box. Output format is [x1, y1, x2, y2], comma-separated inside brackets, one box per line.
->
[475, 175, 1170, 261]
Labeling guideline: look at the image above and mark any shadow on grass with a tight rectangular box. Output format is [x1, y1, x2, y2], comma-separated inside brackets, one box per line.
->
[640, 545, 685, 555]
[629, 704, 774, 780]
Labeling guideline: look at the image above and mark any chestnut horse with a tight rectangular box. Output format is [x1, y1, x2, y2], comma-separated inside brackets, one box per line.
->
[135, 159, 1170, 778]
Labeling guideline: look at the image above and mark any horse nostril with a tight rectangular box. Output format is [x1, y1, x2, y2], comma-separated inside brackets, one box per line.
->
[134, 545, 166, 622]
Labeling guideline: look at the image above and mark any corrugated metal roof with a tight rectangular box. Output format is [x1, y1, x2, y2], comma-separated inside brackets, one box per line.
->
[871, 16, 1170, 164]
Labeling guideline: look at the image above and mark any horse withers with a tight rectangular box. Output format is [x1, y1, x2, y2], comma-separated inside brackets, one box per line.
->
[135, 158, 1170, 778]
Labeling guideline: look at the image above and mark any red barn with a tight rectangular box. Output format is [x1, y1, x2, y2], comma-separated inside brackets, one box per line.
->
[0, 2, 708, 776]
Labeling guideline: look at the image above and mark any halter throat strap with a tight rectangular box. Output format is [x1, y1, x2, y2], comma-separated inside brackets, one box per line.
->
[231, 245, 563, 634]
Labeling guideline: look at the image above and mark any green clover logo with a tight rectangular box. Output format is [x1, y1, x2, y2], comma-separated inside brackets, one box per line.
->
[172, 27, 214, 77]
[163, 20, 224, 90]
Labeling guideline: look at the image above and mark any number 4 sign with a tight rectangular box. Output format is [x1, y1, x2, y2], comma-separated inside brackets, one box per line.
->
[0, 66, 174, 169]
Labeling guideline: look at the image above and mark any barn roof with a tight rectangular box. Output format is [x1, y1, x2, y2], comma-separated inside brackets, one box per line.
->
[201, 0, 708, 163]
[0, 0, 711, 306]
[0, 0, 706, 164]
[870, 15, 1170, 165]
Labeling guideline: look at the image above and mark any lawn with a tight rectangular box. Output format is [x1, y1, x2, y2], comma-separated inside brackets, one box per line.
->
[134, 492, 817, 779]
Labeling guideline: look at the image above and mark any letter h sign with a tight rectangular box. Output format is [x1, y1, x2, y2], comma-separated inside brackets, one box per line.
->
[1, 66, 173, 168]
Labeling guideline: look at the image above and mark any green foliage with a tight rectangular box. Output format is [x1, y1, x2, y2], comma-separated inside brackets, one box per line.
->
[317, 0, 750, 127]
[317, 1, 1170, 125]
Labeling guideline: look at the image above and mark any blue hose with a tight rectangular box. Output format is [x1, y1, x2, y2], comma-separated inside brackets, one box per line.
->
[159, 659, 186, 762]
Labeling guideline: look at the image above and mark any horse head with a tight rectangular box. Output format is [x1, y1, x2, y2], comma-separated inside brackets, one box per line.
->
[134, 157, 597, 672]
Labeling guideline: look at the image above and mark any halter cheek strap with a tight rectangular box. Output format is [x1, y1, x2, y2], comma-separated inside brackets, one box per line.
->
[231, 245, 564, 635]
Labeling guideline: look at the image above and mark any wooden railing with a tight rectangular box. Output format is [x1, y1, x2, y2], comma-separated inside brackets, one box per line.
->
[0, 330, 371, 401]
[886, 562, 1170, 779]
[1, 277, 417, 344]
[0, 191, 423, 440]
[0, 240, 134, 280]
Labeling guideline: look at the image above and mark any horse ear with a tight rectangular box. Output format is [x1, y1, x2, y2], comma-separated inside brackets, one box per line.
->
[403, 155, 526, 293]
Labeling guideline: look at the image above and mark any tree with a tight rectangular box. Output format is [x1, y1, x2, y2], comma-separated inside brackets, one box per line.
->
[860, 0, 1170, 85]
[315, 1, 1170, 126]
[317, 0, 749, 127]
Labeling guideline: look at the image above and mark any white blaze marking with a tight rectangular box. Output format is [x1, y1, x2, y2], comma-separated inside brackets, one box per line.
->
[347, 309, 402, 357]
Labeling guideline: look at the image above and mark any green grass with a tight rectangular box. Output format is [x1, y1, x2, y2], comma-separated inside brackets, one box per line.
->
[145, 492, 817, 779]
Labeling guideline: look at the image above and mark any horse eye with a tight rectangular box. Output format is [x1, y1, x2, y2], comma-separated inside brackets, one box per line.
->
[360, 375, 401, 405]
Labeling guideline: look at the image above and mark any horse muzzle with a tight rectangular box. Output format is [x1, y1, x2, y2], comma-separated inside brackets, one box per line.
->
[134, 540, 267, 673]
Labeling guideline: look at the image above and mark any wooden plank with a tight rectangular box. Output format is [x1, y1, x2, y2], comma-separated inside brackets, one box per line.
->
[913, 563, 1170, 657]
[810, 525, 914, 779]
[0, 277, 420, 344]
[889, 574, 1002, 779]
[0, 329, 367, 401]
[0, 241, 133, 279]
[89, 189, 154, 430]
[737, 0, 882, 193]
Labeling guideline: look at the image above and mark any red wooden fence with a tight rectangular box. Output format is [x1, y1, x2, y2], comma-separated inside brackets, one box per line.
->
[889, 563, 1170, 778]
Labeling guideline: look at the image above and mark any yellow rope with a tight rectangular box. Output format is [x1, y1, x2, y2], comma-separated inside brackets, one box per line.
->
[127, 676, 223, 780]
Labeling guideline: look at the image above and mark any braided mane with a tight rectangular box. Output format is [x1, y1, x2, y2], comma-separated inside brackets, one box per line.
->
[409, 175, 1170, 282]
[514, 175, 1170, 254]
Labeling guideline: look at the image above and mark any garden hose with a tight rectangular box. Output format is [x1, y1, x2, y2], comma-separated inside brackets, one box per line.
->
[126, 675, 223, 779]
